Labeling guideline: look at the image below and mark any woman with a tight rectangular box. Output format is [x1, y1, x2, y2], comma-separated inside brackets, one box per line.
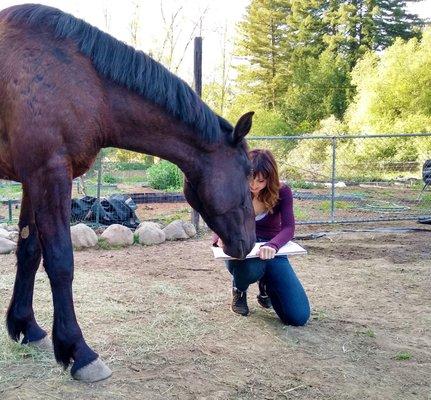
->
[214, 149, 310, 326]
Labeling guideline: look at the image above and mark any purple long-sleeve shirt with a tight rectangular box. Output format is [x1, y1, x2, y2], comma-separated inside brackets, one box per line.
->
[213, 185, 295, 252]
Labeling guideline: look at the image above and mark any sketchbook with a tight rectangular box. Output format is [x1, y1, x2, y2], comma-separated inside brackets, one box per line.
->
[212, 241, 307, 260]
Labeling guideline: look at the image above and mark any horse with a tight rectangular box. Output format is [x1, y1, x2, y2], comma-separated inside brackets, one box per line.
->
[0, 4, 256, 382]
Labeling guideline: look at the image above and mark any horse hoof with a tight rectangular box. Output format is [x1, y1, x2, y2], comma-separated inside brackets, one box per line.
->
[28, 336, 53, 352]
[72, 358, 112, 382]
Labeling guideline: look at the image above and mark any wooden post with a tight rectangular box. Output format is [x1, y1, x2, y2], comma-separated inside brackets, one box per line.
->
[191, 37, 202, 231]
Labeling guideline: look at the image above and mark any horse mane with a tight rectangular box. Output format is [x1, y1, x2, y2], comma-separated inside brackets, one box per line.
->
[5, 4, 233, 143]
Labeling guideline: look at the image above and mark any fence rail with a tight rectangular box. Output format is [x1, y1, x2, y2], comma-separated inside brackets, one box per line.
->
[0, 133, 430, 226]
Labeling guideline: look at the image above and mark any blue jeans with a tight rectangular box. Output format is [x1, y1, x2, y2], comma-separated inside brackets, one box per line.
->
[226, 256, 310, 326]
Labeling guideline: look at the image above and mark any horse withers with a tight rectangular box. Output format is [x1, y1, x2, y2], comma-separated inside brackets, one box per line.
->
[0, 4, 256, 382]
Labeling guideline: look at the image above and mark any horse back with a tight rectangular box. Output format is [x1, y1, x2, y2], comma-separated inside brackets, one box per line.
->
[0, 15, 111, 181]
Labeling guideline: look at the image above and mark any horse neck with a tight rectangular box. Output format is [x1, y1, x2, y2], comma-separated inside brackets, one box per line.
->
[106, 86, 210, 176]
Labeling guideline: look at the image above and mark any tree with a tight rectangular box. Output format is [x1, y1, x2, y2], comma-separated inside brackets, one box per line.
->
[347, 29, 431, 134]
[282, 50, 352, 132]
[202, 23, 234, 116]
[233, 0, 426, 134]
[236, 0, 291, 109]
[345, 29, 431, 168]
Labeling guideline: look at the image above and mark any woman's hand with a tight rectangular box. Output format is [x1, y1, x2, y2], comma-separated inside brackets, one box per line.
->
[258, 246, 276, 260]
[217, 238, 224, 248]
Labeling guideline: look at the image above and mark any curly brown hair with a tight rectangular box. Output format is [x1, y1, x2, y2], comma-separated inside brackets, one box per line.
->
[249, 149, 280, 213]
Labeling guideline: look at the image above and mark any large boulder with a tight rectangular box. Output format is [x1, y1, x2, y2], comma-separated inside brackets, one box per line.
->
[163, 220, 197, 240]
[0, 237, 17, 254]
[183, 222, 197, 238]
[71, 223, 98, 249]
[137, 221, 162, 230]
[0, 227, 11, 240]
[100, 224, 134, 246]
[136, 222, 166, 245]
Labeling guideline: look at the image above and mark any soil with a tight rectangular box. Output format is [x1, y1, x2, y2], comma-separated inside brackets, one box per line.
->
[0, 222, 430, 399]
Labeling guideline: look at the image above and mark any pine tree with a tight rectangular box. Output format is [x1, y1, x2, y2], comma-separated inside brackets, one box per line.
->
[236, 0, 290, 109]
[374, 0, 424, 49]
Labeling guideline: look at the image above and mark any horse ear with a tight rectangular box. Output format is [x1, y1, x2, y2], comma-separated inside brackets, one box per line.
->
[233, 111, 254, 144]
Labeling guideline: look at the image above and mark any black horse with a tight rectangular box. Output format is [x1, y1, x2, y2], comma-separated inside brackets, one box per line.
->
[0, 4, 255, 381]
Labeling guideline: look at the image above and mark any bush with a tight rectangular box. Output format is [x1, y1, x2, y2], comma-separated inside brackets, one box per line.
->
[146, 160, 183, 190]
[103, 174, 119, 184]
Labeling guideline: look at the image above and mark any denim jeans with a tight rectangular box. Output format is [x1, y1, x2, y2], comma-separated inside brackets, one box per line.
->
[226, 256, 310, 326]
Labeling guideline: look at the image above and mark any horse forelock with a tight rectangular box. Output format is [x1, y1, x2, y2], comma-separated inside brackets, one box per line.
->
[5, 3, 225, 144]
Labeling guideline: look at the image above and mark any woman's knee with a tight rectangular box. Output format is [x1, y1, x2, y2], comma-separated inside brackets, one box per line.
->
[280, 305, 310, 326]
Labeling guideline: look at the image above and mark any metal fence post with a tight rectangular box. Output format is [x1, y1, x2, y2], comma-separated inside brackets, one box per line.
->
[191, 36, 202, 232]
[96, 151, 103, 226]
[330, 137, 336, 223]
[8, 199, 12, 223]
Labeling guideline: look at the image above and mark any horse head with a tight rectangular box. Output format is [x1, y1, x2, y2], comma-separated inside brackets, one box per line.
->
[184, 112, 256, 259]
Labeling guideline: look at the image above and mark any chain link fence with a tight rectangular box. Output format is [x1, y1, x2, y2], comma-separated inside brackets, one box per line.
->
[249, 132, 431, 224]
[0, 133, 430, 226]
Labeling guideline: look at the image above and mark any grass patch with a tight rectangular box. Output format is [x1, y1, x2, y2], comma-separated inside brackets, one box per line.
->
[357, 328, 376, 338]
[293, 205, 309, 220]
[320, 200, 353, 213]
[394, 351, 412, 361]
[312, 309, 327, 321]
[155, 208, 190, 225]
[96, 237, 130, 250]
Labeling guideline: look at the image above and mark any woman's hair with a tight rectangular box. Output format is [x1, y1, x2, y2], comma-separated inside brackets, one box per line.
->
[249, 149, 280, 212]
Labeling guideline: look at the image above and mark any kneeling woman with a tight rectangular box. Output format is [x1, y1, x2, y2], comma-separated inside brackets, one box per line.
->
[214, 149, 310, 326]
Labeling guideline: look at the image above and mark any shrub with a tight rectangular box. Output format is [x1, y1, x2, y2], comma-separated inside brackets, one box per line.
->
[103, 174, 119, 184]
[146, 160, 183, 190]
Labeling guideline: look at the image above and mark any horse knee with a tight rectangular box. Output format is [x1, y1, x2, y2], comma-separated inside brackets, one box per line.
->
[43, 252, 74, 284]
[17, 234, 41, 265]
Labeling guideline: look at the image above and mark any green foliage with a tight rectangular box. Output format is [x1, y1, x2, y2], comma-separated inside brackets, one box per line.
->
[106, 148, 155, 165]
[146, 160, 183, 191]
[113, 162, 151, 171]
[103, 174, 119, 184]
[232, 0, 426, 136]
[341, 30, 431, 176]
[203, 81, 235, 116]
[395, 351, 412, 361]
[348, 31, 431, 136]
[156, 208, 190, 225]
[282, 52, 352, 132]
[235, 0, 291, 109]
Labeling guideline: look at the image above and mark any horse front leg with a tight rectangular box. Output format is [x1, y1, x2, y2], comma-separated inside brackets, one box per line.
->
[6, 190, 49, 348]
[27, 165, 111, 382]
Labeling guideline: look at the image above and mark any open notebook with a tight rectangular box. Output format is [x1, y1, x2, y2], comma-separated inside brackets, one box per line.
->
[212, 241, 307, 260]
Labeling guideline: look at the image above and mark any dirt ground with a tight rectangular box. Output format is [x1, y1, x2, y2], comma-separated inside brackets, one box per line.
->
[0, 222, 430, 399]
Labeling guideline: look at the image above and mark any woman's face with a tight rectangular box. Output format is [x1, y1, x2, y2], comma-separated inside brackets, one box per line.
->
[249, 173, 267, 195]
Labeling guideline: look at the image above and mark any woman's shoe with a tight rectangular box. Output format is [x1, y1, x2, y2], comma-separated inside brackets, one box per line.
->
[257, 280, 272, 309]
[231, 288, 249, 316]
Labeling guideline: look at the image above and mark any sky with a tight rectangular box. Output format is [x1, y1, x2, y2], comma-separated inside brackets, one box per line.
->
[0, 0, 429, 85]
[0, 0, 249, 84]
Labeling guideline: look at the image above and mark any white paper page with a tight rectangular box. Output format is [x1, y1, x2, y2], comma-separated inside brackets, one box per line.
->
[212, 241, 307, 260]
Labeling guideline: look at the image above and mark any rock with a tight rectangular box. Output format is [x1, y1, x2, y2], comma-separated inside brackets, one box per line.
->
[0, 237, 17, 254]
[324, 181, 347, 188]
[136, 223, 166, 245]
[100, 224, 134, 246]
[183, 222, 197, 238]
[71, 223, 98, 249]
[0, 227, 11, 240]
[163, 220, 196, 240]
[8, 231, 19, 243]
[137, 221, 162, 230]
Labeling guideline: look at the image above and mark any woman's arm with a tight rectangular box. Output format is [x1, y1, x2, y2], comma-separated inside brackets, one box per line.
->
[264, 186, 295, 251]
